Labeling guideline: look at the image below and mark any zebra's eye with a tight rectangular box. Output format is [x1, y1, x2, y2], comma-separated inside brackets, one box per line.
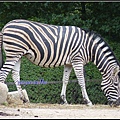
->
[114, 82, 118, 86]
[118, 72, 120, 79]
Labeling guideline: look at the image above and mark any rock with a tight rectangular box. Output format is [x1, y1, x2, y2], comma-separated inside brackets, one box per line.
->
[7, 89, 29, 104]
[0, 82, 8, 104]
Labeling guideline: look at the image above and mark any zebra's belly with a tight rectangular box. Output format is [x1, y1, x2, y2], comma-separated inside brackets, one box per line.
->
[25, 52, 71, 68]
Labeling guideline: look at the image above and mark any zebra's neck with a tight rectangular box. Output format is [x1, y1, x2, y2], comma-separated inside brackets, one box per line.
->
[84, 30, 119, 75]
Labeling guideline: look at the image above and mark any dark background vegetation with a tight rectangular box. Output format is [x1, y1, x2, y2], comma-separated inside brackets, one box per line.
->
[0, 2, 120, 105]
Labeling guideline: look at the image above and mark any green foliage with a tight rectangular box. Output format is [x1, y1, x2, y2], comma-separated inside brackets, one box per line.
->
[0, 2, 120, 40]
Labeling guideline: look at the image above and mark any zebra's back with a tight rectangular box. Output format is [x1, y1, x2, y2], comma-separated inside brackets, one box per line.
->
[2, 19, 83, 67]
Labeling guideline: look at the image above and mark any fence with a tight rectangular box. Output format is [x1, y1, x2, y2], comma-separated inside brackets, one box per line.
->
[6, 79, 102, 85]
[6, 79, 108, 105]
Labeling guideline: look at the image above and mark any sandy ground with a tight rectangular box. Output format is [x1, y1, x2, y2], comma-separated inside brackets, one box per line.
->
[0, 103, 120, 119]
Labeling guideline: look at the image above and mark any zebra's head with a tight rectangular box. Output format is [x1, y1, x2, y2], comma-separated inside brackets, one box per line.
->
[101, 65, 120, 107]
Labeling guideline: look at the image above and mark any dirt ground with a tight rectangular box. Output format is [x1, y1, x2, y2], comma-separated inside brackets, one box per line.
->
[0, 103, 120, 119]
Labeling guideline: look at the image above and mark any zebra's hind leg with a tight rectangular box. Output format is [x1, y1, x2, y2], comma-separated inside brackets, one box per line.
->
[12, 59, 28, 103]
[72, 62, 93, 106]
[60, 64, 72, 104]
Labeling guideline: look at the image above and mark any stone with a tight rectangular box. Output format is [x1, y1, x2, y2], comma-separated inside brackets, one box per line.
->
[0, 82, 8, 104]
[7, 89, 30, 104]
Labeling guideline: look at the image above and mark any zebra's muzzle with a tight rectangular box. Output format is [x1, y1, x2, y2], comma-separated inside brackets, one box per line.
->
[108, 97, 120, 107]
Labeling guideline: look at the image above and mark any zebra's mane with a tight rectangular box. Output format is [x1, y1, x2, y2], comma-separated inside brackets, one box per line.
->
[83, 28, 120, 67]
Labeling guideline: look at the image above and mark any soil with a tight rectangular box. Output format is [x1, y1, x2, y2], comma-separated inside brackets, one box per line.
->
[0, 103, 120, 119]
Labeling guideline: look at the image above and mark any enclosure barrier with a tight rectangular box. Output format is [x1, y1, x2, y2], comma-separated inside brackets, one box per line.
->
[5, 79, 102, 85]
[5, 79, 107, 104]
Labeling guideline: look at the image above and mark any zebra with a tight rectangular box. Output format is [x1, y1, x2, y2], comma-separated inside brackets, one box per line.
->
[0, 19, 120, 107]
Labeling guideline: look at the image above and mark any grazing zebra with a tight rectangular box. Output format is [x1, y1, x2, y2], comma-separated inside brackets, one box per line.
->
[0, 19, 120, 107]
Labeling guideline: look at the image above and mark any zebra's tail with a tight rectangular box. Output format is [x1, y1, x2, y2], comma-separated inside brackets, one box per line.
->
[0, 32, 3, 69]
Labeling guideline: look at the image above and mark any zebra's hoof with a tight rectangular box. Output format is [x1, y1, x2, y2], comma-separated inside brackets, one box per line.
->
[87, 101, 93, 106]
[60, 95, 68, 105]
[60, 101, 68, 105]
[23, 99, 28, 103]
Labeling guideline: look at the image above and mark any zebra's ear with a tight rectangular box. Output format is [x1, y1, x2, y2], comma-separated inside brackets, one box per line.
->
[112, 66, 119, 77]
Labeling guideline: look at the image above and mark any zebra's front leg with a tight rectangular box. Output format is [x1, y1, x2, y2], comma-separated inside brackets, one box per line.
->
[60, 64, 72, 104]
[12, 59, 28, 103]
[72, 62, 92, 106]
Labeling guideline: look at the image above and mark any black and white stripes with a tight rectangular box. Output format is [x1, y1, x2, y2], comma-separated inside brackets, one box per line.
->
[79, 31, 120, 105]
[2, 20, 83, 67]
[0, 19, 120, 106]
